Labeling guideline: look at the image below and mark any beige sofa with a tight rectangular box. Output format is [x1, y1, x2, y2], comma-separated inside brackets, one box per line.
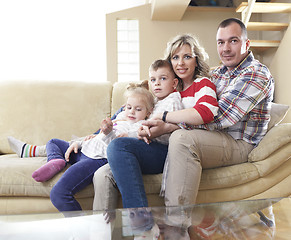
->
[0, 80, 290, 215]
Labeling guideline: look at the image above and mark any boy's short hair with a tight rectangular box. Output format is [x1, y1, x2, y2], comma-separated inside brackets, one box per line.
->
[149, 59, 175, 75]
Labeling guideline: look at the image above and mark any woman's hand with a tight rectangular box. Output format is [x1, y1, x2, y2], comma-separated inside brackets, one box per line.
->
[100, 117, 113, 135]
[138, 119, 179, 143]
[84, 134, 96, 141]
[117, 133, 129, 138]
[138, 125, 152, 144]
[65, 142, 79, 162]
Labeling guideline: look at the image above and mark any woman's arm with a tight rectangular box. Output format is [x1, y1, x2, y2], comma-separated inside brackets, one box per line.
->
[153, 78, 219, 125]
[153, 108, 204, 126]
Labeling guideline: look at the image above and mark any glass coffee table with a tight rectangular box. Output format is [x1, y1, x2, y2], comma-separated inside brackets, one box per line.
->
[0, 197, 290, 239]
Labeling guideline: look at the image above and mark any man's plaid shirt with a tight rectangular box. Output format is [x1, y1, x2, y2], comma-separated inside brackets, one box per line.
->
[202, 52, 274, 146]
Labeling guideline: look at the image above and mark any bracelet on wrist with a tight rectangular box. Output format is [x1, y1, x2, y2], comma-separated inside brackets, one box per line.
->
[162, 111, 168, 122]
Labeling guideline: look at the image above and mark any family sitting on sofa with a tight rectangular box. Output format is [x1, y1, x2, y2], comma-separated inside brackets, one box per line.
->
[7, 18, 278, 238]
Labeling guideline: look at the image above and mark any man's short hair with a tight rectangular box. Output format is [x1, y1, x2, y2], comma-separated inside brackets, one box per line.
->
[218, 18, 248, 40]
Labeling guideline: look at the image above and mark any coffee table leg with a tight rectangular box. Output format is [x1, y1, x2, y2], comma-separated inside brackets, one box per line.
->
[257, 211, 274, 227]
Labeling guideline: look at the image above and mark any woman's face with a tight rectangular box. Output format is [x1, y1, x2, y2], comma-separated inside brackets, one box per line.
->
[170, 44, 196, 83]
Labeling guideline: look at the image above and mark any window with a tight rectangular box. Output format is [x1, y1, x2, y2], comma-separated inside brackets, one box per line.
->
[117, 19, 140, 82]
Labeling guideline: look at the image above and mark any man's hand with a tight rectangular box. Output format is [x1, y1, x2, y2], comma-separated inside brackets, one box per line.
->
[65, 142, 79, 162]
[100, 117, 113, 135]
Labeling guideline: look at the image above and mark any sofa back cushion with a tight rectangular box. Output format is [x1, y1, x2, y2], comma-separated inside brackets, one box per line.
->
[0, 81, 112, 154]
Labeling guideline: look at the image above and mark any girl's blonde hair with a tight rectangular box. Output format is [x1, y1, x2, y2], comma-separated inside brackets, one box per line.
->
[164, 34, 210, 91]
[124, 80, 155, 115]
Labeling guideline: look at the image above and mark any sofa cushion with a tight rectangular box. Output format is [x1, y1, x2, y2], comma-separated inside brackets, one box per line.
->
[248, 123, 291, 162]
[267, 103, 289, 130]
[0, 81, 112, 154]
[253, 142, 291, 176]
[143, 174, 163, 194]
[0, 154, 94, 198]
[199, 162, 259, 190]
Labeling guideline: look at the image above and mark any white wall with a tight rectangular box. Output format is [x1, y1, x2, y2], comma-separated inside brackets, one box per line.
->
[106, 4, 240, 84]
[0, 0, 145, 82]
[269, 20, 291, 123]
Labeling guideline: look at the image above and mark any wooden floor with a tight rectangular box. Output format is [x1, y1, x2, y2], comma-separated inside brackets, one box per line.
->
[272, 198, 291, 240]
[187, 198, 291, 240]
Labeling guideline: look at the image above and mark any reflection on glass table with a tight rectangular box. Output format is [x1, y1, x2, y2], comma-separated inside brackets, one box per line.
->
[0, 197, 291, 240]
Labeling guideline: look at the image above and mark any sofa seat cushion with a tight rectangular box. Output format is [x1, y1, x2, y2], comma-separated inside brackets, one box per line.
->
[0, 154, 94, 199]
[142, 162, 261, 194]
[142, 174, 163, 194]
[199, 162, 259, 190]
[142, 142, 291, 193]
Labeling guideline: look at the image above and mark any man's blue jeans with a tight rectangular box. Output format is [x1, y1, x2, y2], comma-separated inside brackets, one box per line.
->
[47, 138, 108, 211]
[107, 137, 168, 208]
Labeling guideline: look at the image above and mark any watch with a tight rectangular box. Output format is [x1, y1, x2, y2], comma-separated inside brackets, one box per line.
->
[162, 111, 168, 122]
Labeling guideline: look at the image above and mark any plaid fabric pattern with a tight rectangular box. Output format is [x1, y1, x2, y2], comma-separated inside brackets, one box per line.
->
[200, 52, 274, 146]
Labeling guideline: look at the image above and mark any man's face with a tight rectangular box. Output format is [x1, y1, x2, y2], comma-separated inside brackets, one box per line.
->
[216, 22, 250, 71]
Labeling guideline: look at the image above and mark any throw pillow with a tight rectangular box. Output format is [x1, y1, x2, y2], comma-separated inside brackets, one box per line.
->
[267, 103, 289, 131]
[248, 103, 290, 162]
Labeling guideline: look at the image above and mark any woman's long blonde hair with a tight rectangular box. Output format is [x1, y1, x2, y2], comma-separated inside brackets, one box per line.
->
[164, 34, 210, 91]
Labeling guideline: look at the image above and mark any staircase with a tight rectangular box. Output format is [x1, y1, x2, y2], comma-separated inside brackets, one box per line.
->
[236, 1, 291, 52]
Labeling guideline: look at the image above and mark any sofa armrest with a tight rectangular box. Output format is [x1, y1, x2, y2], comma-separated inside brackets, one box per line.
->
[248, 123, 291, 162]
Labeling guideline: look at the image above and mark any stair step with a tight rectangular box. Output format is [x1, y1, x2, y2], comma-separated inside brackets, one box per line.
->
[250, 40, 280, 51]
[236, 2, 291, 13]
[247, 22, 289, 31]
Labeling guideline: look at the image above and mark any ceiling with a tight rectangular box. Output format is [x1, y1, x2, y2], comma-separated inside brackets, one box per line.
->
[150, 0, 191, 21]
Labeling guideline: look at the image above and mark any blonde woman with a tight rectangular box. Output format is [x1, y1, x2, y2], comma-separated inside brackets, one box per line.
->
[107, 34, 218, 209]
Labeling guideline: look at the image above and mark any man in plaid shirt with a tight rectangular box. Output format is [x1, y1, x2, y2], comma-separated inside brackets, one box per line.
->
[163, 17, 274, 208]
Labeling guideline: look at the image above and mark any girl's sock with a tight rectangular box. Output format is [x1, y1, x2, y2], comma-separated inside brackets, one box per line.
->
[32, 159, 66, 182]
[7, 136, 47, 158]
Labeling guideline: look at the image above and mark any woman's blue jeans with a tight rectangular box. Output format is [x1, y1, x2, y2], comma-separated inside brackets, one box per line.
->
[107, 137, 168, 208]
[47, 138, 108, 211]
